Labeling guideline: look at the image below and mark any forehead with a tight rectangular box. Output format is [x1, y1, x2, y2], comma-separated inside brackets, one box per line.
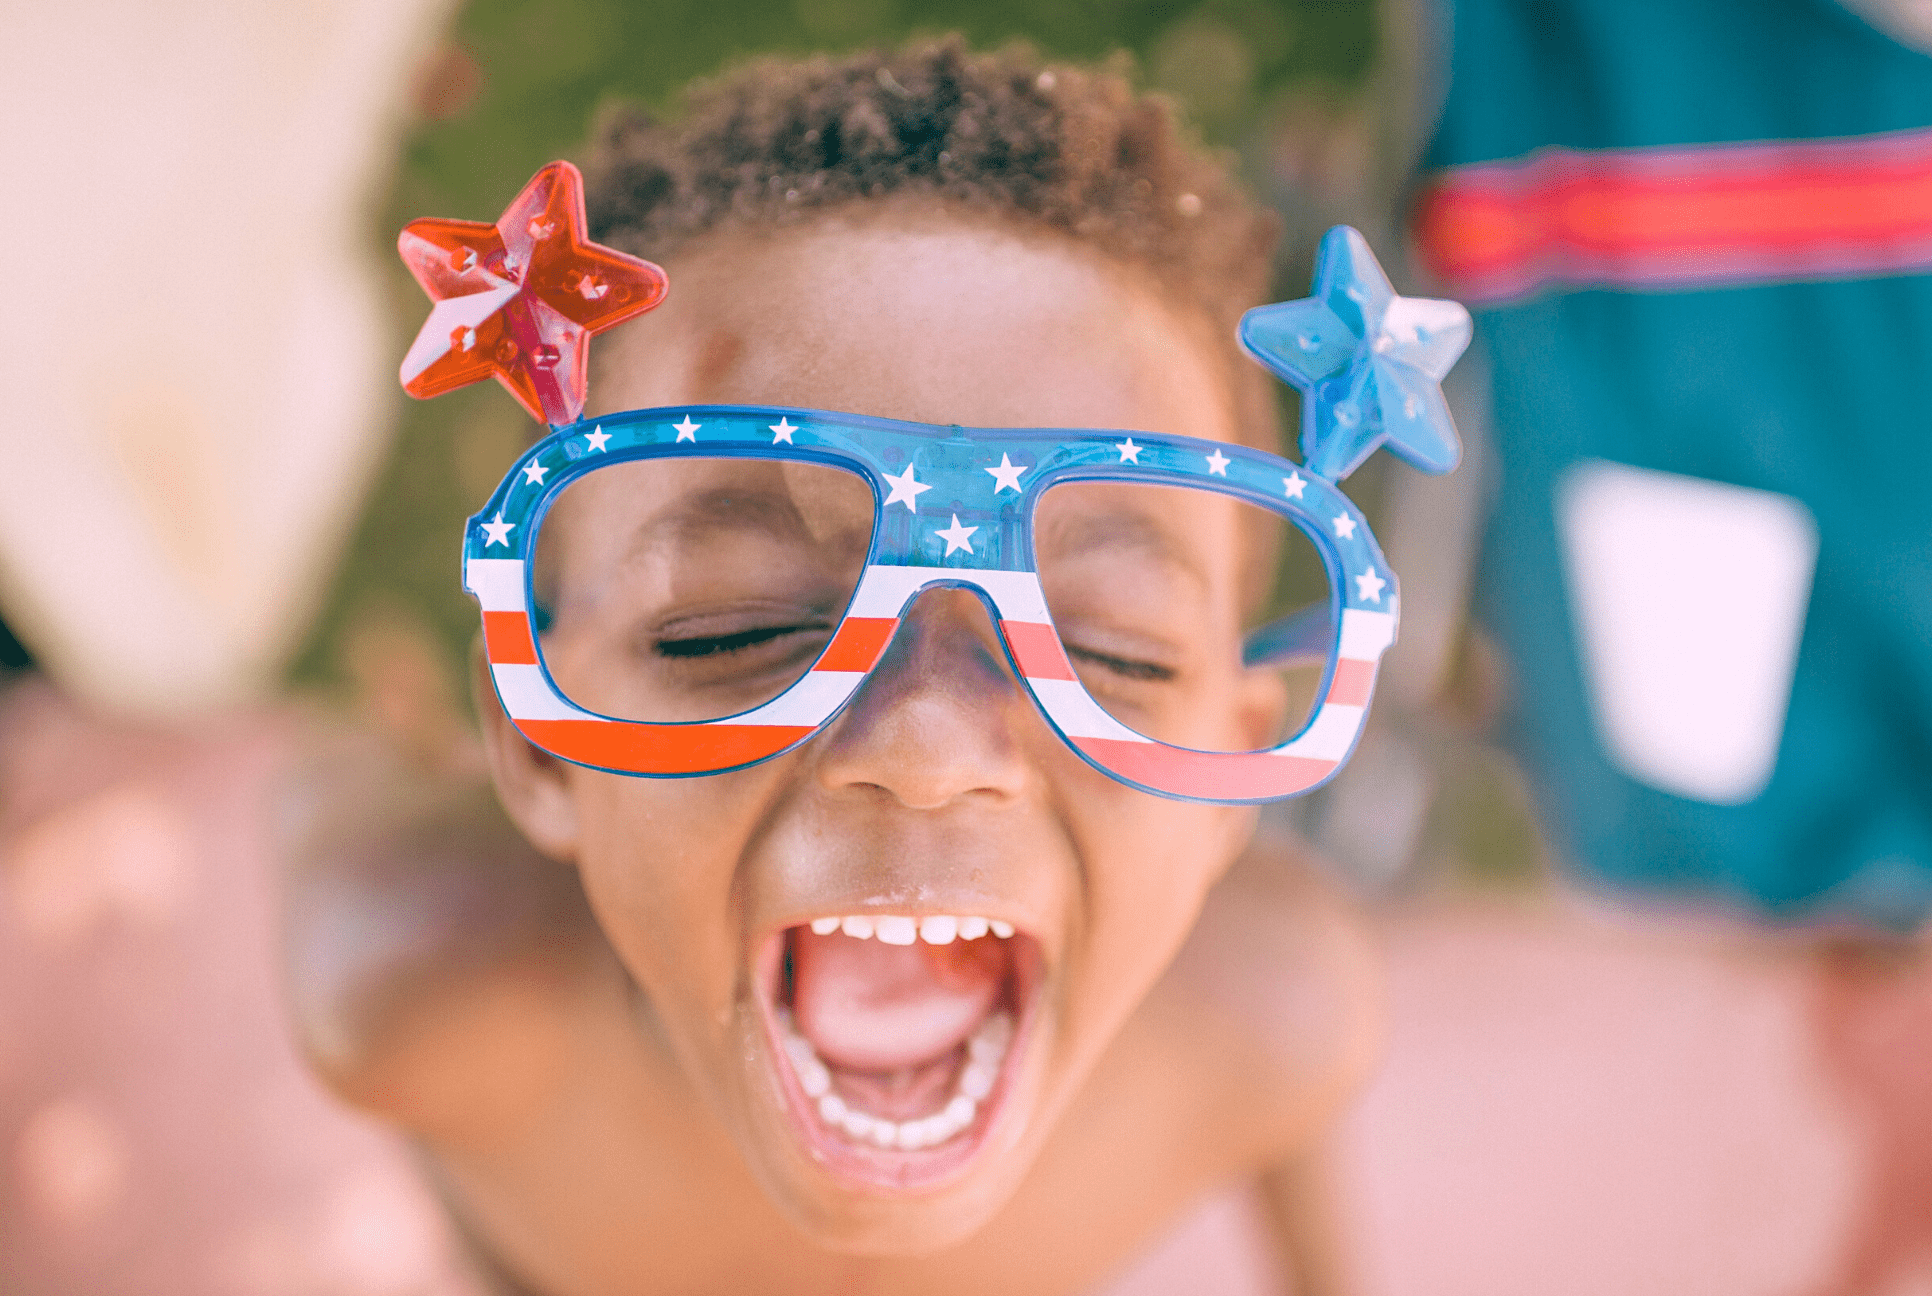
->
[543, 457, 1243, 581]
[590, 208, 1239, 442]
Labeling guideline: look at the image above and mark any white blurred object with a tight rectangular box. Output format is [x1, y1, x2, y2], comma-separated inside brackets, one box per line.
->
[1835, 0, 1932, 52]
[1557, 460, 1818, 805]
[0, 0, 453, 715]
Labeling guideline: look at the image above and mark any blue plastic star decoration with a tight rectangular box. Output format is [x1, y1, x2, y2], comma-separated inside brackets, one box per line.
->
[1239, 226, 1473, 483]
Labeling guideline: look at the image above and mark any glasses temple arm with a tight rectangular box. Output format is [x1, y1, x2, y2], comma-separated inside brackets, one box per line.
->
[1241, 601, 1334, 668]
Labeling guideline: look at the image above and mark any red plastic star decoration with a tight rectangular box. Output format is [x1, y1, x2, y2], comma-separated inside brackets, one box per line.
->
[397, 161, 668, 426]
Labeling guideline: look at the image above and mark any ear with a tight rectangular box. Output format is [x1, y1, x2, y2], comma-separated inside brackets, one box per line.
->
[471, 639, 581, 862]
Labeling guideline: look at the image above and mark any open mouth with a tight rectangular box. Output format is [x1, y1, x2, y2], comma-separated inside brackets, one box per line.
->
[756, 911, 1042, 1191]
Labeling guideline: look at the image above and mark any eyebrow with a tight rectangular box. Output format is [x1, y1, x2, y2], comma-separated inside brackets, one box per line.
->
[1036, 509, 1209, 591]
[627, 486, 816, 557]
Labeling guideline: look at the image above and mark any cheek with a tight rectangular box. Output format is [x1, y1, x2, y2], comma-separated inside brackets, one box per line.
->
[1103, 799, 1243, 912]
[568, 773, 759, 1011]
[1066, 794, 1250, 1008]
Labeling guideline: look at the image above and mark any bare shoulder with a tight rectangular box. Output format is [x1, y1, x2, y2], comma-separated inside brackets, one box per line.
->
[1147, 828, 1385, 1156]
[275, 738, 607, 1142]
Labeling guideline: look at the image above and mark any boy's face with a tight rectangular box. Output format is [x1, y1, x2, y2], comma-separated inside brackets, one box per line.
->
[485, 209, 1278, 1252]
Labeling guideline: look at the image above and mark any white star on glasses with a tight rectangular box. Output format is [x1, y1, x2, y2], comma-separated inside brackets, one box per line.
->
[481, 513, 516, 547]
[584, 425, 610, 452]
[1332, 513, 1357, 540]
[673, 416, 699, 441]
[984, 453, 1027, 493]
[1355, 568, 1387, 603]
[1283, 472, 1307, 499]
[882, 462, 933, 511]
[521, 460, 549, 486]
[936, 513, 978, 555]
[1204, 448, 1230, 476]
[1116, 437, 1142, 464]
[769, 417, 797, 444]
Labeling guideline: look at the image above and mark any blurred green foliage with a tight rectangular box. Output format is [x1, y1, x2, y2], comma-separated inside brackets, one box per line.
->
[290, 0, 1379, 697]
[401, 0, 1376, 217]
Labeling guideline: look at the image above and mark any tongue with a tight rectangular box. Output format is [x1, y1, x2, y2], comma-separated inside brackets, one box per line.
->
[790, 928, 1007, 1072]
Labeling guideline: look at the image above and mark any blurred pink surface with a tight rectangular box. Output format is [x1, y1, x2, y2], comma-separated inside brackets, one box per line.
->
[4, 675, 1927, 1295]
[0, 680, 473, 1296]
[1337, 904, 1932, 1296]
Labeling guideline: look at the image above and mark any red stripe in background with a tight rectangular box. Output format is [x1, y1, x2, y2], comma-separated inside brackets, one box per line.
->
[483, 611, 538, 665]
[1414, 126, 1932, 303]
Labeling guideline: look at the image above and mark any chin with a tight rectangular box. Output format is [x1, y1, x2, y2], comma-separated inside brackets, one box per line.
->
[725, 909, 1058, 1253]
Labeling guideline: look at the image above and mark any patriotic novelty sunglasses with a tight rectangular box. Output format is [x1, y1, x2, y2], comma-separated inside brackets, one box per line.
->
[399, 162, 1472, 804]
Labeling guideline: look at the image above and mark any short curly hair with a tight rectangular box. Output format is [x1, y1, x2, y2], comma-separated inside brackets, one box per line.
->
[582, 36, 1284, 453]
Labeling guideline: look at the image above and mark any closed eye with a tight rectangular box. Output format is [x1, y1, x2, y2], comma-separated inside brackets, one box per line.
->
[1066, 644, 1175, 683]
[656, 622, 829, 658]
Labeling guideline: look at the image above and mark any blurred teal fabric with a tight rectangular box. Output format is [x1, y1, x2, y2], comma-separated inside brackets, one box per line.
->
[1419, 0, 1932, 925]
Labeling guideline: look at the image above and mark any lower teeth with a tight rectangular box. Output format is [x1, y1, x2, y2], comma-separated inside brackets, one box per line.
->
[777, 1008, 1013, 1151]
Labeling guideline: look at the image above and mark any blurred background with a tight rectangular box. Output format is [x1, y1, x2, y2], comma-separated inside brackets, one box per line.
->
[3, 0, 1928, 1293]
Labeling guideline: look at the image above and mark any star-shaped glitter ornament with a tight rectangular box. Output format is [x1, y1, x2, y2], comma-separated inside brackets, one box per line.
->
[397, 161, 668, 427]
[1239, 226, 1472, 482]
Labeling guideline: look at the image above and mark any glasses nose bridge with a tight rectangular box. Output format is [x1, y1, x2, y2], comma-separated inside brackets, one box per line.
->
[884, 580, 1016, 682]
[848, 564, 1052, 647]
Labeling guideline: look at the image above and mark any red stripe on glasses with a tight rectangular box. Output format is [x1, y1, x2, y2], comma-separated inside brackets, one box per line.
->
[816, 617, 897, 673]
[484, 611, 539, 665]
[1325, 659, 1377, 708]
[1002, 620, 1076, 681]
[514, 719, 812, 774]
[1073, 737, 1337, 801]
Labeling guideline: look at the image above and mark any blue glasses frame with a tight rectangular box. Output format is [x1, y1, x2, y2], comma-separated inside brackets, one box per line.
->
[465, 405, 1401, 803]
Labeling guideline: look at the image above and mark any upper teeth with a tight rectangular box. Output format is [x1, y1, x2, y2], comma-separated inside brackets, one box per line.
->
[807, 914, 1013, 944]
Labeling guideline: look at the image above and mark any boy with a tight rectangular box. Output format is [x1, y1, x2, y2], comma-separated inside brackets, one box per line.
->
[285, 38, 1439, 1294]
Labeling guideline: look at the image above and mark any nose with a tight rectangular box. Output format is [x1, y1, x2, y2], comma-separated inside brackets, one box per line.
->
[809, 586, 1033, 809]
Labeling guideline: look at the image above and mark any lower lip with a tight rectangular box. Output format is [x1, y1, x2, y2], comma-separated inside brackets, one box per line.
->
[753, 931, 1039, 1193]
